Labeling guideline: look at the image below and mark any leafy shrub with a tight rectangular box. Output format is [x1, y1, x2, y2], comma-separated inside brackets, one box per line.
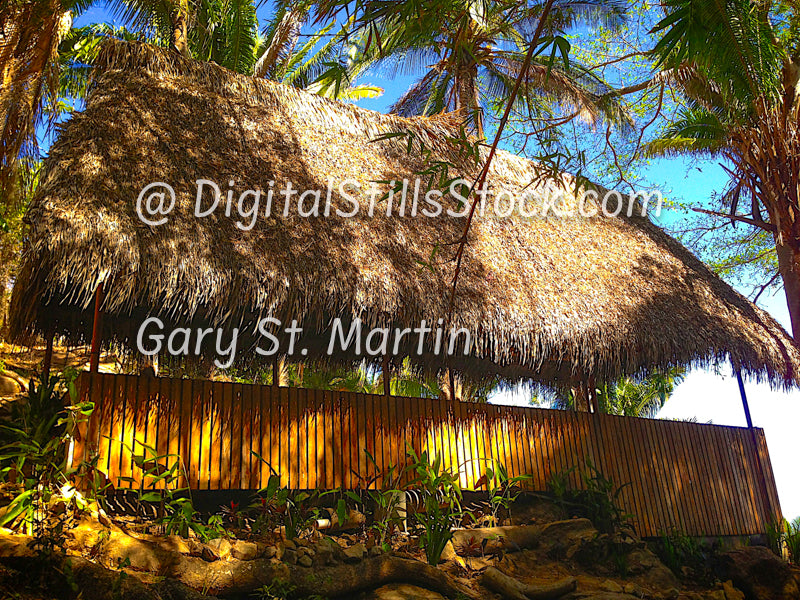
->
[406, 447, 462, 565]
[120, 438, 224, 541]
[548, 461, 633, 534]
[653, 528, 715, 585]
[0, 369, 92, 552]
[476, 459, 531, 525]
[346, 450, 407, 551]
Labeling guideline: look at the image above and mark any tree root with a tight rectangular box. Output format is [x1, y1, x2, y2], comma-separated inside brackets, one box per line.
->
[451, 525, 540, 555]
[174, 553, 482, 599]
[480, 567, 576, 600]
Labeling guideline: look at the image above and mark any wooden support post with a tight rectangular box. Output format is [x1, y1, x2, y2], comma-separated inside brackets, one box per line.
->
[42, 328, 55, 383]
[89, 282, 104, 373]
[273, 356, 280, 388]
[383, 354, 391, 398]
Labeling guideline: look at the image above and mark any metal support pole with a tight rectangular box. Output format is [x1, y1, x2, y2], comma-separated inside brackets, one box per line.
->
[737, 369, 780, 524]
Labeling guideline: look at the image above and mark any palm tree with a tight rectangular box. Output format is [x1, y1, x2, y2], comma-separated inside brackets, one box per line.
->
[596, 366, 686, 418]
[340, 0, 631, 137]
[541, 366, 686, 417]
[648, 0, 800, 338]
[1, 0, 73, 205]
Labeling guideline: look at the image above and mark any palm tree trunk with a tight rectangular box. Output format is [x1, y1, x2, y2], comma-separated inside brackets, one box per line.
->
[0, 0, 68, 202]
[775, 238, 800, 340]
[253, 5, 307, 78]
[170, 0, 190, 56]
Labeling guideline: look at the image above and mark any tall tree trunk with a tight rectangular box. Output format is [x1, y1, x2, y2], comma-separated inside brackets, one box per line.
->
[170, 0, 189, 56]
[253, 5, 308, 78]
[775, 237, 800, 340]
[0, 0, 68, 203]
[456, 66, 482, 138]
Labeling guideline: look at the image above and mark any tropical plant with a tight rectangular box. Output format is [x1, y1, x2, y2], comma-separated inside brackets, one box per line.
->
[119, 437, 224, 540]
[548, 461, 632, 534]
[475, 459, 531, 525]
[406, 447, 462, 565]
[0, 368, 91, 547]
[648, 0, 800, 338]
[325, 0, 630, 137]
[543, 366, 685, 417]
[597, 366, 686, 417]
[346, 450, 407, 551]
[787, 517, 800, 565]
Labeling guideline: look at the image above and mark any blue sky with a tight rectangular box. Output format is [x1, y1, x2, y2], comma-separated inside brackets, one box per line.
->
[64, 6, 800, 522]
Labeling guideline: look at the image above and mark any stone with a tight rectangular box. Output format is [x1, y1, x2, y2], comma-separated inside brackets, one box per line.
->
[200, 546, 219, 562]
[283, 548, 298, 565]
[716, 546, 800, 600]
[358, 583, 446, 600]
[369, 545, 383, 557]
[600, 580, 625, 593]
[343, 542, 366, 563]
[206, 537, 232, 560]
[622, 583, 642, 596]
[440, 541, 457, 562]
[283, 538, 297, 550]
[722, 580, 745, 600]
[261, 545, 277, 559]
[298, 554, 313, 567]
[627, 547, 679, 590]
[230, 540, 259, 561]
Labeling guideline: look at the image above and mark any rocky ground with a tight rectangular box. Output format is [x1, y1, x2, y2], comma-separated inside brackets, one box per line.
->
[0, 498, 798, 600]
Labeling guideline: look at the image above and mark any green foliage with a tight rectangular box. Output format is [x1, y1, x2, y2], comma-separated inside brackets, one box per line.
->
[118, 438, 224, 541]
[406, 447, 462, 565]
[477, 459, 531, 525]
[767, 517, 800, 565]
[346, 450, 406, 551]
[787, 517, 800, 565]
[0, 369, 91, 554]
[548, 461, 633, 534]
[254, 578, 296, 600]
[249, 460, 321, 539]
[654, 528, 715, 584]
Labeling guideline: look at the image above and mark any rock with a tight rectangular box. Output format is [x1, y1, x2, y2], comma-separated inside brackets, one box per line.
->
[230, 540, 259, 561]
[722, 580, 745, 600]
[282, 548, 298, 565]
[298, 554, 313, 567]
[538, 518, 597, 548]
[0, 531, 34, 558]
[716, 546, 800, 600]
[314, 537, 342, 565]
[206, 537, 232, 560]
[369, 545, 383, 557]
[283, 538, 297, 550]
[622, 583, 642, 596]
[0, 374, 23, 397]
[600, 579, 625, 593]
[201, 546, 219, 562]
[440, 541, 457, 562]
[358, 583, 446, 600]
[343, 543, 366, 563]
[261, 545, 277, 559]
[627, 547, 679, 590]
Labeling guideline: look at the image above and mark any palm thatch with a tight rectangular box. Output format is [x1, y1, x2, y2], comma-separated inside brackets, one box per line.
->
[9, 39, 800, 389]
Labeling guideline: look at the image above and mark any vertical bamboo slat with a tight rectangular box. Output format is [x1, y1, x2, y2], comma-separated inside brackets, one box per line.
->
[74, 373, 782, 538]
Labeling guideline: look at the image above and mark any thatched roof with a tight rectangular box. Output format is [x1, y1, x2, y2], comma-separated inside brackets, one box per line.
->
[9, 40, 800, 388]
